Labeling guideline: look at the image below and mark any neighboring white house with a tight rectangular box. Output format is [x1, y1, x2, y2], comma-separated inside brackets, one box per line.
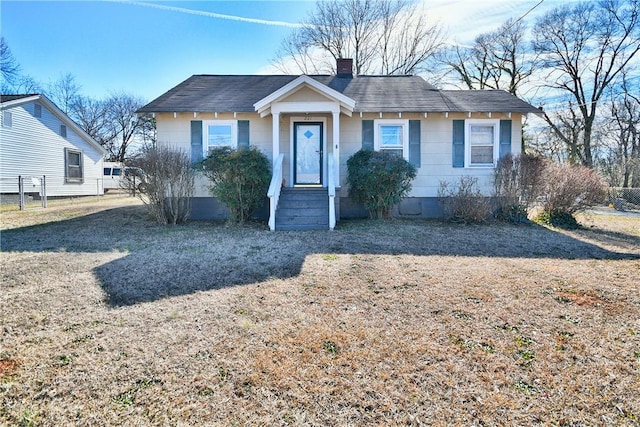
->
[138, 59, 541, 229]
[0, 94, 106, 197]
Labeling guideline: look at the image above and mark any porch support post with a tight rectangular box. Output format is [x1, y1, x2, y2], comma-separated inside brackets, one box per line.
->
[272, 112, 280, 168]
[332, 110, 340, 186]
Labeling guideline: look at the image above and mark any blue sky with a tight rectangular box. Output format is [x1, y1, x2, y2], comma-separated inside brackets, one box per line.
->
[1, 0, 564, 102]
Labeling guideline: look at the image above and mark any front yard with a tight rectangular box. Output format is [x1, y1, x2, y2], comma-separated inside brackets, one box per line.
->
[1, 196, 639, 425]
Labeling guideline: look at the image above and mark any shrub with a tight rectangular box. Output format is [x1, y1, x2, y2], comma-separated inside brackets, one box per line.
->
[535, 209, 580, 229]
[493, 153, 545, 223]
[540, 163, 607, 216]
[346, 150, 417, 219]
[438, 176, 491, 223]
[201, 147, 271, 224]
[128, 146, 194, 224]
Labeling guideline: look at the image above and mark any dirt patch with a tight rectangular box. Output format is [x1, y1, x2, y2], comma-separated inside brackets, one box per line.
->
[0, 359, 20, 377]
[1, 198, 639, 425]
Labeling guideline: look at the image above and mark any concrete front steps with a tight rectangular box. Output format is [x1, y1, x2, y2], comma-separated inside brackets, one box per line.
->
[275, 187, 329, 231]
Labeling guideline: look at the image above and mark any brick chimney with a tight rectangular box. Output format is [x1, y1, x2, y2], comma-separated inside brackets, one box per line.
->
[336, 58, 353, 78]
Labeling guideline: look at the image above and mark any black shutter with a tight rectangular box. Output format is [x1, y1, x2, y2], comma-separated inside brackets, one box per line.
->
[362, 120, 374, 151]
[191, 121, 203, 163]
[408, 120, 421, 168]
[452, 120, 465, 168]
[499, 119, 512, 159]
[237, 120, 250, 149]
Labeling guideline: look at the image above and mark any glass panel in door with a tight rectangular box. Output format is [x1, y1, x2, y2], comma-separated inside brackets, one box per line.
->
[294, 123, 322, 185]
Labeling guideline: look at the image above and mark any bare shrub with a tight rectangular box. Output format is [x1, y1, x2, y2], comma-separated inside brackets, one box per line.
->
[128, 145, 194, 224]
[493, 153, 545, 222]
[540, 163, 608, 216]
[438, 176, 491, 223]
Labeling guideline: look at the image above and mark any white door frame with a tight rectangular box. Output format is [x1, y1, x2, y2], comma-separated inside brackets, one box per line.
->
[290, 116, 327, 187]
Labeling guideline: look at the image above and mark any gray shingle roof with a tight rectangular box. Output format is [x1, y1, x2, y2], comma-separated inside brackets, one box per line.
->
[137, 75, 540, 114]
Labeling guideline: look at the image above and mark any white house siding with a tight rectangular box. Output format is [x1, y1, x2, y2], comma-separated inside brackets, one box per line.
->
[156, 112, 273, 198]
[155, 110, 525, 220]
[0, 100, 104, 197]
[337, 112, 523, 196]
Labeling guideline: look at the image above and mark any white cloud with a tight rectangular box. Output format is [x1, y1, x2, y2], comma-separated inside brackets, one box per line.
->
[110, 0, 306, 28]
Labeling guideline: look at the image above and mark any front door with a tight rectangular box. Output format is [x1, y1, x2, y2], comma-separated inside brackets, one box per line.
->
[294, 122, 323, 185]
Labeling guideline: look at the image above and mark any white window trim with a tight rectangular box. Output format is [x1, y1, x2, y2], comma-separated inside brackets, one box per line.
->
[203, 120, 237, 156]
[465, 119, 500, 168]
[373, 119, 409, 160]
[2, 111, 12, 128]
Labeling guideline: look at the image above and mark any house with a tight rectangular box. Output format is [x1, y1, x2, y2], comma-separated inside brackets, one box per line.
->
[0, 94, 107, 199]
[138, 59, 540, 230]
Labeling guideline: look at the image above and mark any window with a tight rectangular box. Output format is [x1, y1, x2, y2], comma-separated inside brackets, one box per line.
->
[204, 120, 237, 155]
[104, 167, 112, 176]
[374, 120, 409, 159]
[34, 104, 42, 118]
[65, 148, 83, 182]
[2, 111, 12, 128]
[466, 119, 499, 167]
[60, 124, 67, 138]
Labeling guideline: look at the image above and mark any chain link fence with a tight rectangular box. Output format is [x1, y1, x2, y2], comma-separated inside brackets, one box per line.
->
[0, 175, 106, 209]
[608, 187, 640, 212]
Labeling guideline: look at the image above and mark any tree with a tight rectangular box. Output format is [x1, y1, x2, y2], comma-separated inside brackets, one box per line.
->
[102, 92, 147, 162]
[272, 0, 443, 76]
[442, 18, 535, 96]
[70, 95, 110, 144]
[533, 0, 640, 167]
[602, 73, 640, 186]
[0, 37, 20, 87]
[46, 73, 81, 114]
[0, 37, 42, 95]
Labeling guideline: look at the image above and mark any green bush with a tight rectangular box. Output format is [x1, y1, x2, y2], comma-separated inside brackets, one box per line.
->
[535, 209, 579, 229]
[201, 147, 271, 224]
[346, 150, 417, 219]
[438, 176, 491, 223]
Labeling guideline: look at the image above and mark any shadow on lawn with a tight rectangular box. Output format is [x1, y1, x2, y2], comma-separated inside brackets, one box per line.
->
[1, 204, 638, 307]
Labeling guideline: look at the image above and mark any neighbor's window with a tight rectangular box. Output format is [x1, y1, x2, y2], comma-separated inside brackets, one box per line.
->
[466, 120, 499, 167]
[374, 120, 409, 159]
[204, 120, 237, 155]
[65, 148, 83, 182]
[2, 111, 12, 128]
[60, 124, 67, 138]
[34, 104, 42, 118]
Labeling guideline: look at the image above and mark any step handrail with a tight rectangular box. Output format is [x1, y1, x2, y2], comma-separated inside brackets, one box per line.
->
[328, 155, 336, 230]
[267, 154, 285, 231]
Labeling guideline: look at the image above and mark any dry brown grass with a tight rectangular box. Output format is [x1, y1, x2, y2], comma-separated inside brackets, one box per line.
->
[1, 197, 639, 426]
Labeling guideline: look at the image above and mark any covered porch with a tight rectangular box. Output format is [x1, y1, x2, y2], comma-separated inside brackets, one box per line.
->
[253, 76, 355, 230]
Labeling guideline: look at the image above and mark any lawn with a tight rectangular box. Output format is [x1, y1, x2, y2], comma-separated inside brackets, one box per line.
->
[1, 196, 639, 426]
